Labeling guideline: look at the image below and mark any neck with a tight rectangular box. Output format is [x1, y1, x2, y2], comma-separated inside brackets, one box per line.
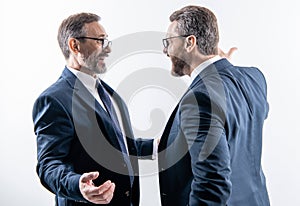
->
[188, 54, 216, 76]
[67, 59, 97, 78]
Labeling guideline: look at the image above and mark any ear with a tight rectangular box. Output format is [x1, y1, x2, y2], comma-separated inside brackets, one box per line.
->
[68, 38, 80, 54]
[185, 35, 197, 53]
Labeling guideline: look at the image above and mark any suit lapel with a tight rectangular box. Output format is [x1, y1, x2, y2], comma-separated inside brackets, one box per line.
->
[101, 80, 138, 155]
[61, 68, 122, 150]
[159, 59, 228, 151]
[158, 75, 197, 153]
[158, 104, 179, 153]
[101, 81, 134, 138]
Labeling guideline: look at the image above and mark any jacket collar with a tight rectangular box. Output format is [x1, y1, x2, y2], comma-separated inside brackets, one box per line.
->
[189, 58, 232, 90]
[61, 67, 136, 151]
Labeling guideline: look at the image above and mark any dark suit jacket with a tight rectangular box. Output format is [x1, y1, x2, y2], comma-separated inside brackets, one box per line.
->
[32, 67, 152, 206]
[158, 58, 270, 206]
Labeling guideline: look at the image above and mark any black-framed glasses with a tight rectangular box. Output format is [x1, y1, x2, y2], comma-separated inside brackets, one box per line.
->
[75, 37, 112, 48]
[162, 35, 191, 49]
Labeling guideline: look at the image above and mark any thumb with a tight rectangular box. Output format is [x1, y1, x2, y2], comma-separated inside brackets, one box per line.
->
[80, 171, 99, 183]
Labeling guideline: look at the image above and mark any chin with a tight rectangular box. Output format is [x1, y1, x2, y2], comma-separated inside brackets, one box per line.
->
[95, 63, 107, 74]
[98, 67, 107, 74]
[171, 64, 185, 77]
[171, 69, 181, 77]
[170, 56, 186, 77]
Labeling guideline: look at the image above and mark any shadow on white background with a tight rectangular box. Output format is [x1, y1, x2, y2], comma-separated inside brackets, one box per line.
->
[0, 0, 299, 205]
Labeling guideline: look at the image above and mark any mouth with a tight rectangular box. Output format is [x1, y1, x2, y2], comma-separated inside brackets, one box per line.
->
[97, 55, 108, 68]
[99, 54, 109, 60]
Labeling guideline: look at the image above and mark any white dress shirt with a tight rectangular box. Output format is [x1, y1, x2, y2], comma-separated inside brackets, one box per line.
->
[190, 55, 222, 83]
[67, 67, 131, 153]
[67, 67, 157, 158]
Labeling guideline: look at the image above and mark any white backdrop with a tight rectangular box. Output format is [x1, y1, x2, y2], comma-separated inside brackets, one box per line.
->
[1, 0, 300, 205]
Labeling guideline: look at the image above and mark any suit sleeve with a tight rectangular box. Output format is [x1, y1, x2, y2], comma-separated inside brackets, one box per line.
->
[180, 91, 231, 205]
[32, 95, 86, 202]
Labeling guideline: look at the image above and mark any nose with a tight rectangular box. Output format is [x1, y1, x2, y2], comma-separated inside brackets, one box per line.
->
[163, 47, 170, 57]
[163, 47, 168, 55]
[103, 44, 112, 53]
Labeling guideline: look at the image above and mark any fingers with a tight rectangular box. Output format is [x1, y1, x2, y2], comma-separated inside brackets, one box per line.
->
[98, 180, 114, 194]
[79, 172, 115, 204]
[218, 47, 238, 60]
[84, 181, 115, 204]
[227, 47, 238, 59]
[80, 171, 99, 184]
[93, 181, 115, 204]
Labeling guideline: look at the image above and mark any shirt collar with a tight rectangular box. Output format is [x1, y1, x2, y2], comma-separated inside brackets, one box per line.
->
[190, 55, 222, 82]
[67, 66, 99, 91]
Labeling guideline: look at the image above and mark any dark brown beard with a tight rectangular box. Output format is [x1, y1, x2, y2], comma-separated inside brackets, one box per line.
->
[171, 55, 190, 77]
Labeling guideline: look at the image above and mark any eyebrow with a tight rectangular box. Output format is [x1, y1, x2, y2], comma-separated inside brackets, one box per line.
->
[97, 34, 108, 38]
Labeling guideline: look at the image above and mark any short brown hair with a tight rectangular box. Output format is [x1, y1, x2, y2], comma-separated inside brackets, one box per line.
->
[57, 12, 101, 59]
[170, 5, 219, 55]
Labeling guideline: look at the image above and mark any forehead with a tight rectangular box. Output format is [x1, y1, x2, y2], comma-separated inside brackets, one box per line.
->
[84, 21, 107, 37]
[166, 21, 179, 36]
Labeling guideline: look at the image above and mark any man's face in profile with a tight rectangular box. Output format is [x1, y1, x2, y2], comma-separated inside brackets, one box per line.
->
[163, 21, 191, 77]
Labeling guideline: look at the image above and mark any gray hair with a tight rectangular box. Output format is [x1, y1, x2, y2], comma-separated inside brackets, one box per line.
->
[57, 12, 101, 59]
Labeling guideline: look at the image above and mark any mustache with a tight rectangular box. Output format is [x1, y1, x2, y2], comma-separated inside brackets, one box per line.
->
[97, 54, 109, 60]
[99, 53, 109, 58]
[99, 50, 109, 57]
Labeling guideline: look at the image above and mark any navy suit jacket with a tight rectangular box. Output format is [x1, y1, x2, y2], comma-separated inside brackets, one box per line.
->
[32, 68, 152, 206]
[158, 58, 270, 206]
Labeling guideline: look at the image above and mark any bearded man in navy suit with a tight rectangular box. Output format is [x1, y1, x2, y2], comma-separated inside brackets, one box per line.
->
[32, 13, 154, 206]
[158, 5, 270, 206]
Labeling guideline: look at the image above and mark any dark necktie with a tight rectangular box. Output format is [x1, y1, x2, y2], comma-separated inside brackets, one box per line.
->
[96, 80, 134, 185]
[96, 80, 128, 154]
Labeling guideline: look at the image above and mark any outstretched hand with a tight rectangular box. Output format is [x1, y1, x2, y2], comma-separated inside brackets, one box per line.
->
[79, 171, 115, 204]
[218, 47, 238, 60]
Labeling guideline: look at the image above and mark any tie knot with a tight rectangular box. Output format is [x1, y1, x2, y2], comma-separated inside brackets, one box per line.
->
[95, 79, 101, 89]
[96, 80, 107, 98]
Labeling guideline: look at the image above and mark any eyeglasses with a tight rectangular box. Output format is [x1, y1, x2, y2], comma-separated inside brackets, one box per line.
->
[162, 35, 191, 49]
[75, 37, 112, 48]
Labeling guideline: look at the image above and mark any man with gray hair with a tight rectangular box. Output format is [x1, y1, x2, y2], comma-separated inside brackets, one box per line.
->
[32, 12, 154, 206]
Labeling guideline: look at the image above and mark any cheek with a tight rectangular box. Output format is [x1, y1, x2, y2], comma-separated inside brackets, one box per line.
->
[168, 44, 185, 57]
[93, 47, 104, 56]
[84, 44, 101, 56]
[167, 45, 176, 56]
[79, 47, 89, 58]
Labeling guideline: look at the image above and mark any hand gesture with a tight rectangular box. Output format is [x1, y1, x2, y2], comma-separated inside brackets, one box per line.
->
[79, 171, 115, 204]
[218, 47, 238, 60]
